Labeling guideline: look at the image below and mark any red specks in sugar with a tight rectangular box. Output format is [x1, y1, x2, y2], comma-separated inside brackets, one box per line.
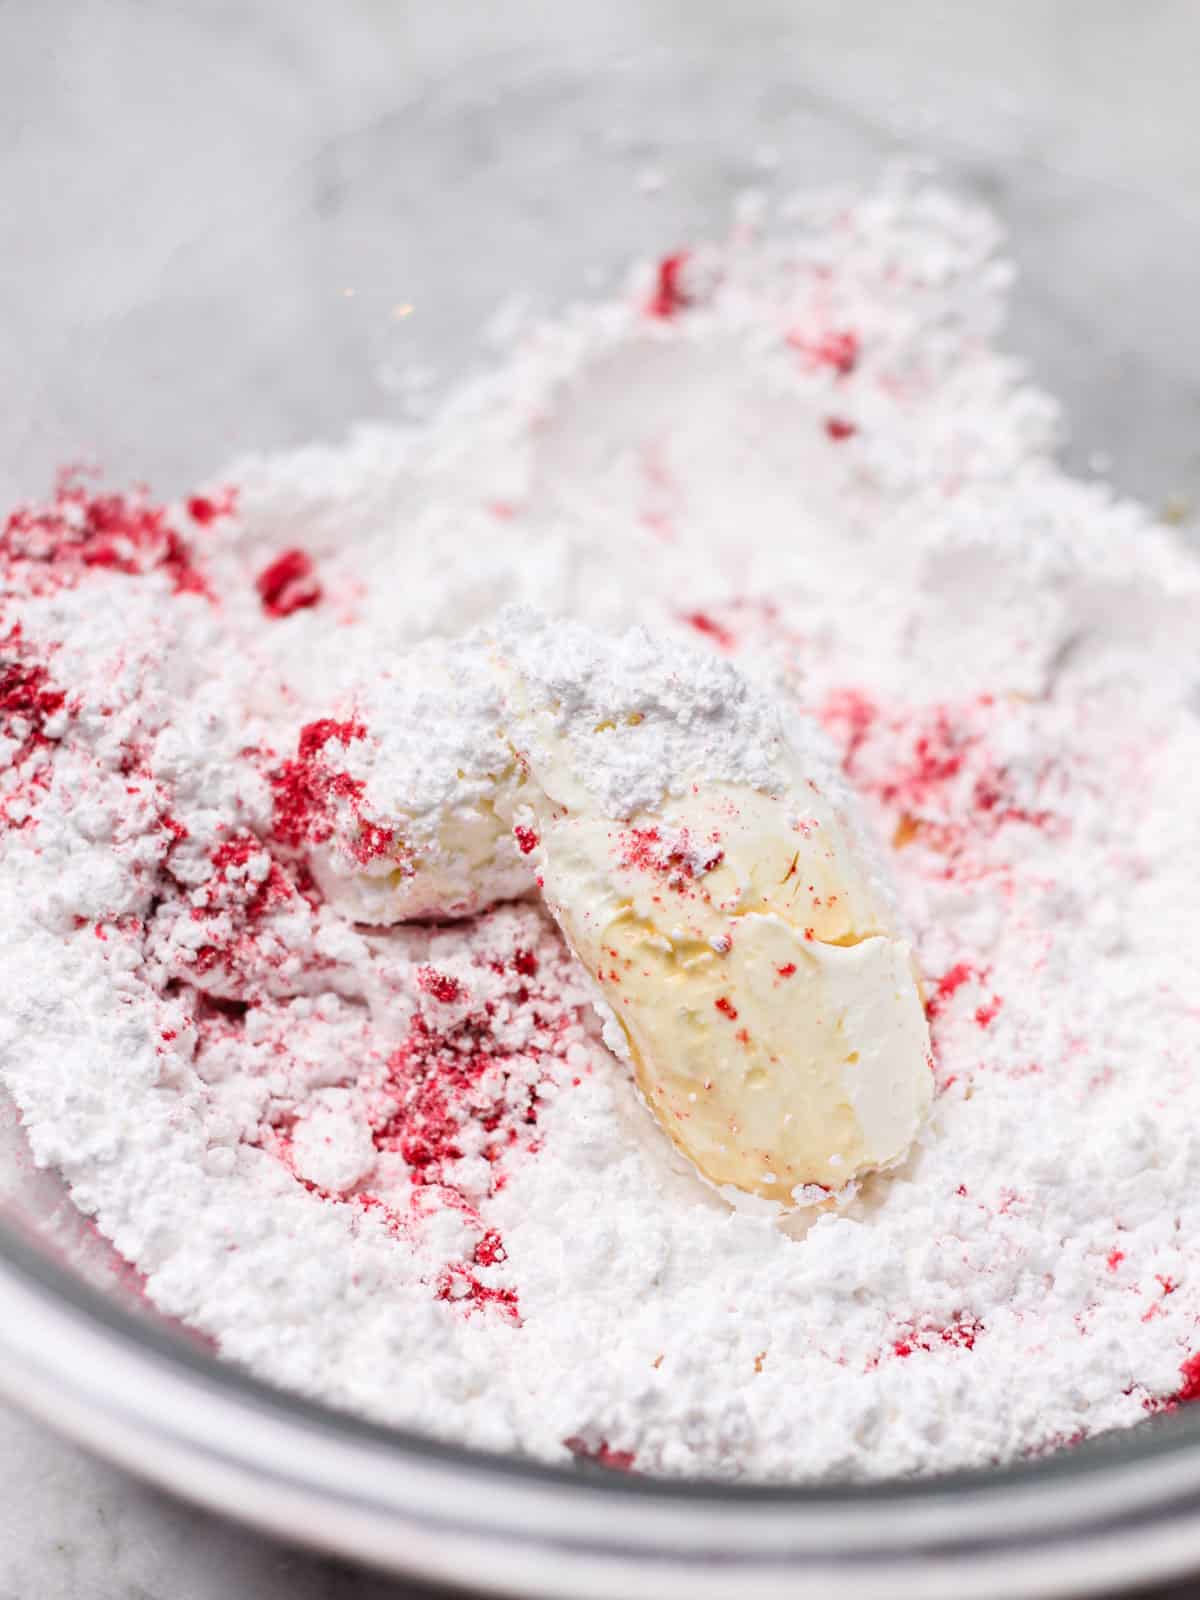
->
[2, 470, 210, 597]
[256, 548, 323, 618]
[417, 967, 464, 1005]
[680, 610, 736, 651]
[0, 626, 73, 829]
[819, 692, 1059, 883]
[647, 252, 691, 319]
[0, 655, 67, 766]
[891, 1316, 982, 1360]
[269, 717, 393, 864]
[787, 328, 860, 376]
[924, 962, 975, 1021]
[564, 1436, 637, 1472]
[473, 1228, 507, 1266]
[974, 996, 1003, 1030]
[186, 488, 237, 526]
[435, 1263, 520, 1323]
[617, 825, 723, 891]
[1175, 1354, 1200, 1404]
[820, 689, 877, 777]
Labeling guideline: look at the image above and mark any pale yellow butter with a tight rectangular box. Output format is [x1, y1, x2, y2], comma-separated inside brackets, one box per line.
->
[521, 770, 932, 1201]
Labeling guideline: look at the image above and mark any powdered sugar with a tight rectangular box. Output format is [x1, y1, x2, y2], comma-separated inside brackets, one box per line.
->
[3, 171, 1200, 1481]
[302, 605, 853, 925]
[496, 607, 795, 814]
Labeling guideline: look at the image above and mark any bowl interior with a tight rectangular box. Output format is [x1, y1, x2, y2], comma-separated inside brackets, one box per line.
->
[2, 0, 1200, 1536]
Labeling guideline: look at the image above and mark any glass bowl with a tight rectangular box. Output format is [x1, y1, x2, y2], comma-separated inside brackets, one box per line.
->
[3, 6, 1200, 1594]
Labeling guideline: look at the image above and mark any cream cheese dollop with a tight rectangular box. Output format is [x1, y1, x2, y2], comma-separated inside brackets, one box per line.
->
[505, 704, 932, 1201]
[302, 609, 932, 1201]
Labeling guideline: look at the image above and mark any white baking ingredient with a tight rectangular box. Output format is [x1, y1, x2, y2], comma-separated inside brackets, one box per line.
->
[3, 170, 1200, 1481]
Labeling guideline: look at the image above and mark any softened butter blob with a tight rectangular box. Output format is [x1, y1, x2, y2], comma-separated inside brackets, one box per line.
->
[527, 777, 932, 1201]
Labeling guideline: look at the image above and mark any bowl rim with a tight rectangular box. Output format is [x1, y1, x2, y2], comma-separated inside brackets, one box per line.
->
[6, 1209, 1200, 1597]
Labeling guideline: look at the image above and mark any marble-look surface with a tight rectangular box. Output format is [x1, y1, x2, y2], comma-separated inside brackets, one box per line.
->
[0, 1399, 438, 1600]
[3, 0, 1199, 514]
[2, 1, 1200, 1595]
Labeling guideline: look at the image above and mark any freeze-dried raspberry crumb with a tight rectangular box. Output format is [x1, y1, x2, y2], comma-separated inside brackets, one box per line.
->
[680, 610, 735, 651]
[647, 252, 691, 318]
[417, 968, 463, 1005]
[256, 548, 322, 618]
[2, 471, 210, 596]
[564, 1436, 637, 1472]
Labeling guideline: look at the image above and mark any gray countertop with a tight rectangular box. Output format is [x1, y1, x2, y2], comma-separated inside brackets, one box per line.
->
[0, 1399, 434, 1600]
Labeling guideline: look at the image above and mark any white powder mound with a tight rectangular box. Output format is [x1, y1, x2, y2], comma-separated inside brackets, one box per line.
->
[3, 170, 1200, 1481]
[495, 606, 795, 813]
